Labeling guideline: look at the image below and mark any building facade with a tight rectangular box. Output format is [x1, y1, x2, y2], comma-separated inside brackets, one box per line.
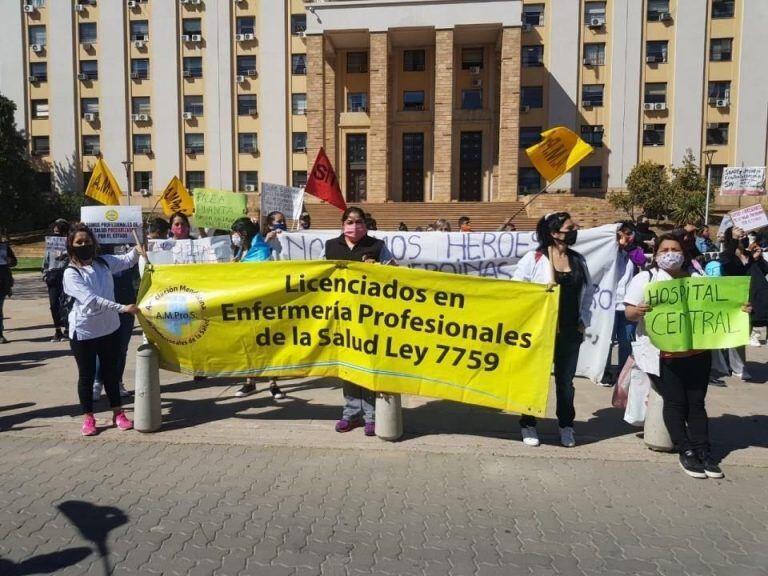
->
[0, 0, 766, 203]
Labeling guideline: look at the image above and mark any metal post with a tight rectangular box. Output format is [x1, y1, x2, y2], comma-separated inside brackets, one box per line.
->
[122, 160, 133, 206]
[134, 343, 162, 432]
[704, 164, 713, 225]
[375, 392, 403, 441]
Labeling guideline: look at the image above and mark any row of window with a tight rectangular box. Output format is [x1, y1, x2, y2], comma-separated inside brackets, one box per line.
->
[344, 89, 483, 113]
[518, 166, 604, 193]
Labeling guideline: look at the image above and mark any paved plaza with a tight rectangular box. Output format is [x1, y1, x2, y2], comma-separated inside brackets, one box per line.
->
[1, 274, 767, 575]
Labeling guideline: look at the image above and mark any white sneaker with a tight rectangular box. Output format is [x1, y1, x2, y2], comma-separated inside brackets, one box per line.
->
[560, 427, 576, 448]
[521, 426, 540, 447]
[92, 381, 103, 401]
[750, 336, 762, 347]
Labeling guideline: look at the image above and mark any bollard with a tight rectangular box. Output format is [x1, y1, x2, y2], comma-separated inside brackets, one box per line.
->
[644, 384, 673, 452]
[375, 392, 403, 441]
[134, 343, 162, 433]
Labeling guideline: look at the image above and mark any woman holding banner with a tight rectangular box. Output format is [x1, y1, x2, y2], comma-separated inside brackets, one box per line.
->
[325, 206, 397, 436]
[513, 212, 591, 448]
[62, 224, 140, 436]
[42, 218, 71, 342]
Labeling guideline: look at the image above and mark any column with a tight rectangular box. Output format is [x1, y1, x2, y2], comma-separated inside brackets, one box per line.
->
[323, 40, 337, 169]
[259, 0, 288, 186]
[735, 2, 768, 166]
[497, 27, 521, 201]
[432, 29, 454, 201]
[305, 34, 325, 169]
[367, 31, 389, 202]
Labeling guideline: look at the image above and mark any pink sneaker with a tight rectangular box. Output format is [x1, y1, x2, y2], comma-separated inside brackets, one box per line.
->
[81, 415, 97, 436]
[112, 411, 133, 431]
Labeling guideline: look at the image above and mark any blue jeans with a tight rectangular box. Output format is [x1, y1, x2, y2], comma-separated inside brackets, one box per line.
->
[606, 310, 636, 374]
[341, 380, 375, 424]
[96, 313, 135, 384]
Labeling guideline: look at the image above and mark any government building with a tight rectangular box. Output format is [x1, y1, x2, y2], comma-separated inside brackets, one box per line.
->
[1, 0, 766, 209]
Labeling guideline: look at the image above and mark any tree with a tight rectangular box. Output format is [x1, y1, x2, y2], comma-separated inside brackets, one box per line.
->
[669, 149, 709, 225]
[618, 160, 672, 220]
[0, 94, 37, 232]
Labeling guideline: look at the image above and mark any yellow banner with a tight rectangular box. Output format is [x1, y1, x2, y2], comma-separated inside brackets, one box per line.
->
[84, 158, 121, 205]
[160, 176, 194, 217]
[137, 261, 560, 415]
[526, 126, 594, 183]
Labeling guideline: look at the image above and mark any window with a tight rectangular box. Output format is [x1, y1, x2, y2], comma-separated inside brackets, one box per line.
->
[80, 60, 98, 80]
[292, 171, 307, 188]
[291, 14, 306, 35]
[710, 164, 726, 186]
[239, 171, 258, 191]
[130, 20, 149, 41]
[236, 16, 255, 35]
[79, 22, 97, 44]
[582, 84, 604, 107]
[292, 93, 307, 115]
[185, 133, 205, 154]
[237, 55, 257, 75]
[522, 45, 544, 67]
[403, 91, 425, 111]
[131, 97, 150, 115]
[182, 18, 201, 36]
[183, 56, 203, 78]
[519, 127, 542, 148]
[643, 124, 666, 146]
[238, 133, 258, 154]
[710, 38, 733, 62]
[29, 62, 47, 82]
[521, 86, 543, 109]
[461, 48, 483, 70]
[131, 58, 149, 80]
[133, 134, 152, 154]
[579, 166, 602, 189]
[712, 0, 735, 19]
[403, 49, 426, 72]
[237, 94, 257, 116]
[346, 52, 368, 73]
[32, 136, 50, 155]
[82, 98, 99, 115]
[32, 100, 49, 118]
[459, 132, 482, 201]
[134, 171, 152, 192]
[706, 123, 729, 145]
[186, 171, 205, 190]
[28, 25, 46, 46]
[518, 167, 541, 194]
[82, 135, 100, 156]
[291, 54, 306, 75]
[585, 2, 607, 21]
[461, 90, 483, 110]
[647, 0, 670, 20]
[522, 4, 545, 26]
[646, 41, 668, 63]
[708, 81, 731, 101]
[580, 125, 604, 147]
[347, 92, 368, 112]
[184, 95, 204, 116]
[292, 132, 307, 152]
[644, 83, 667, 104]
[583, 43, 605, 66]
[346, 134, 367, 202]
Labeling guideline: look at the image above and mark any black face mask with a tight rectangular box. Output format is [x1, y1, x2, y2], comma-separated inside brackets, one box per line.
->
[637, 223, 649, 232]
[561, 230, 578, 246]
[73, 244, 95, 261]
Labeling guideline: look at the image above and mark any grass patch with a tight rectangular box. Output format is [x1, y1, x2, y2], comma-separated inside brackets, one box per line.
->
[14, 257, 43, 274]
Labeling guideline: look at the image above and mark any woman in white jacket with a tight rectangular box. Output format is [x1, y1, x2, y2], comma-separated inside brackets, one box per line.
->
[513, 212, 592, 448]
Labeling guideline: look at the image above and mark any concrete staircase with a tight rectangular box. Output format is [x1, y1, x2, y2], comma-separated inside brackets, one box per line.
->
[522, 194, 628, 228]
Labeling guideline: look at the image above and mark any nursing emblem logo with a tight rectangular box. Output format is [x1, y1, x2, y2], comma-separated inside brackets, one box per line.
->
[105, 209, 119, 222]
[141, 285, 209, 345]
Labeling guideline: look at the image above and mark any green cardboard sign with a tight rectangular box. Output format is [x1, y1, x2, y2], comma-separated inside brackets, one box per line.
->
[192, 189, 248, 230]
[644, 276, 751, 352]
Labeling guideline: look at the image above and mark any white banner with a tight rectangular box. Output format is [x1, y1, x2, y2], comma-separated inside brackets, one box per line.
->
[81, 205, 143, 244]
[720, 166, 766, 196]
[261, 183, 305, 223]
[277, 225, 622, 382]
[730, 204, 768, 232]
[146, 236, 233, 265]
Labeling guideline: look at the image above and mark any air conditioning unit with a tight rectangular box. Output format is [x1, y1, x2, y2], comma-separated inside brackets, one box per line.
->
[75, 4, 85, 12]
[707, 97, 718, 105]
[191, 0, 202, 4]
[31, 44, 43, 52]
[185, 147, 195, 154]
[181, 34, 191, 41]
[191, 34, 202, 42]
[23, 4, 35, 13]
[588, 17, 605, 28]
[469, 66, 481, 75]
[248, 108, 258, 116]
[236, 75, 246, 83]
[28, 75, 38, 83]
[646, 55, 658, 63]
[138, 113, 150, 121]
[235, 34, 245, 41]
[247, 69, 257, 77]
[130, 71, 141, 79]
[707, 122, 719, 129]
[182, 112, 194, 119]
[127, 0, 138, 8]
[83, 113, 97, 121]
[520, 105, 530, 113]
[180, 0, 191, 4]
[298, 31, 306, 38]
[244, 184, 256, 192]
[138, 148, 152, 154]
[583, 58, 593, 66]
[654, 102, 667, 111]
[295, 147, 306, 153]
[77, 73, 88, 80]
[134, 40, 146, 48]
[592, 126, 603, 132]
[583, 100, 592, 107]
[522, 23, 534, 32]
[242, 33, 255, 41]
[131, 113, 141, 121]
[183, 70, 193, 78]
[139, 188, 151, 197]
[716, 99, 729, 108]
[82, 42, 93, 50]
[643, 102, 654, 110]
[471, 79, 482, 88]
[659, 12, 672, 21]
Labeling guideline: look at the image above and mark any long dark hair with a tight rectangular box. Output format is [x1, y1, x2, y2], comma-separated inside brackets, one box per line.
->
[66, 223, 99, 265]
[536, 212, 571, 252]
[651, 231, 691, 269]
[231, 217, 260, 252]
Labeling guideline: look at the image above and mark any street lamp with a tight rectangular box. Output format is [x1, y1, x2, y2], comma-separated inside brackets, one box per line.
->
[703, 149, 716, 225]
[121, 160, 133, 206]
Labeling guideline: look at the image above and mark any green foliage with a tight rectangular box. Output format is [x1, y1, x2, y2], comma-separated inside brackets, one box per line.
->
[623, 161, 672, 220]
[607, 189, 635, 218]
[669, 189, 708, 226]
[670, 149, 707, 195]
[0, 95, 37, 232]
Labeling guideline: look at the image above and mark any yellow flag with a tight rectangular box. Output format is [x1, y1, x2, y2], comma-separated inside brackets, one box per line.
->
[525, 126, 594, 183]
[84, 158, 121, 205]
[160, 176, 194, 217]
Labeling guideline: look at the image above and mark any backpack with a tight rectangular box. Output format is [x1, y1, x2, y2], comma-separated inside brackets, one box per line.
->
[59, 257, 108, 330]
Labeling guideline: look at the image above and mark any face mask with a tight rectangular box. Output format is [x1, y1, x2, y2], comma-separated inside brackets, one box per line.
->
[231, 234, 242, 247]
[656, 251, 684, 271]
[172, 224, 189, 237]
[73, 244, 95, 261]
[343, 223, 366, 243]
[272, 222, 287, 231]
[637, 223, 649, 232]
[561, 230, 577, 246]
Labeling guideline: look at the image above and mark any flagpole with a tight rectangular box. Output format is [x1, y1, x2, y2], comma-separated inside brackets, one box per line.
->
[506, 180, 555, 222]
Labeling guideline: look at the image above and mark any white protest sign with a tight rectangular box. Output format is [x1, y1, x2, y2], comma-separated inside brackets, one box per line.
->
[44, 236, 67, 265]
[81, 205, 143, 244]
[147, 236, 233, 265]
[720, 167, 766, 196]
[260, 183, 305, 222]
[730, 204, 768, 232]
[277, 225, 623, 382]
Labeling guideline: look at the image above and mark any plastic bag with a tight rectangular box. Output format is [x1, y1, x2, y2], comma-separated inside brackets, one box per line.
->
[612, 356, 634, 409]
[624, 364, 652, 426]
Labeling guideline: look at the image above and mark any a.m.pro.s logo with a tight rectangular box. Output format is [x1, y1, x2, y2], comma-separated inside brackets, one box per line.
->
[104, 209, 119, 222]
[141, 285, 209, 345]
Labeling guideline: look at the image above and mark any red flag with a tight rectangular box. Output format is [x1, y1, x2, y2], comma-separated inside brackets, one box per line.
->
[305, 147, 347, 212]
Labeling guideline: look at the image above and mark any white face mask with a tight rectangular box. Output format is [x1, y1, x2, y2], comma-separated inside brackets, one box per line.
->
[231, 234, 242, 247]
[656, 251, 684, 271]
